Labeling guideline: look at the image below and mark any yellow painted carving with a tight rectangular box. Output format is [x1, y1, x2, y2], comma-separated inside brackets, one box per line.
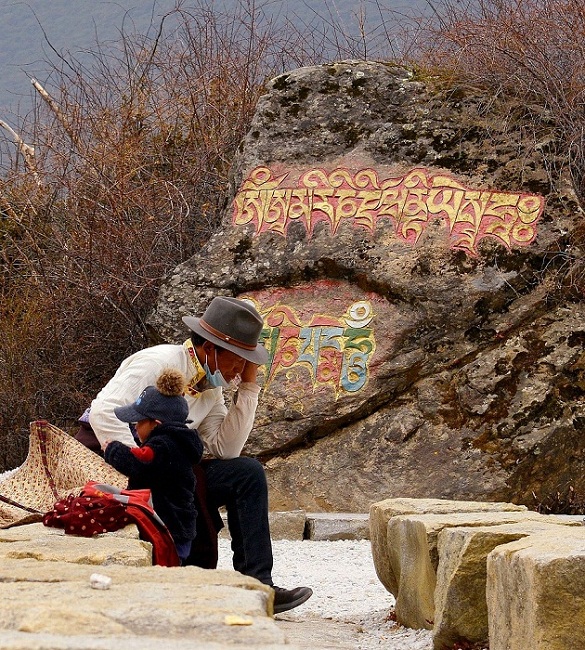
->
[233, 166, 544, 255]
[241, 295, 376, 397]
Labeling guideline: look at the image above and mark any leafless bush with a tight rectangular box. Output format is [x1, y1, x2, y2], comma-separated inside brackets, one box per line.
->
[414, 0, 585, 200]
[533, 484, 585, 515]
[0, 1, 325, 468]
[404, 0, 585, 300]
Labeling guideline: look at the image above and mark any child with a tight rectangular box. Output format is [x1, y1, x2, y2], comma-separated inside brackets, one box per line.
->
[102, 368, 203, 564]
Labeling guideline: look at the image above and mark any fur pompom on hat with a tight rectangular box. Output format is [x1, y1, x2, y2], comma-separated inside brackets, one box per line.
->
[156, 368, 186, 397]
[114, 369, 189, 424]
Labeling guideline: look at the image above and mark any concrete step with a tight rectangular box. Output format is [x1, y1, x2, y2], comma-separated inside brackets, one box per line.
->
[305, 512, 370, 541]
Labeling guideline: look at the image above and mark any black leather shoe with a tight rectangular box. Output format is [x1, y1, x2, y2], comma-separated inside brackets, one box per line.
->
[272, 585, 313, 614]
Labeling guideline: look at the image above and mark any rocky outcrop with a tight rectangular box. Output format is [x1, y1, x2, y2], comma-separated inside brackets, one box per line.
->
[151, 60, 585, 511]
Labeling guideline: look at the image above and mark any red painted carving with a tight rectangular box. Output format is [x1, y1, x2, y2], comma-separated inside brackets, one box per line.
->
[233, 166, 544, 256]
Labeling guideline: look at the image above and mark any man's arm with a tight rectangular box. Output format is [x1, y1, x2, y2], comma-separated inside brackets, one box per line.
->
[195, 382, 261, 459]
[89, 346, 181, 447]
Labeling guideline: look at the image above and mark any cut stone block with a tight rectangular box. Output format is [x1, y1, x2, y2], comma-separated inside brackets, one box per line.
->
[305, 513, 370, 540]
[433, 520, 583, 649]
[0, 556, 279, 646]
[0, 522, 152, 566]
[487, 531, 585, 650]
[369, 498, 527, 597]
[220, 509, 307, 540]
[387, 510, 547, 630]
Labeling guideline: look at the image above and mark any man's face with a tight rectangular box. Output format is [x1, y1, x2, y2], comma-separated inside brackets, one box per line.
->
[204, 345, 246, 382]
[214, 346, 247, 382]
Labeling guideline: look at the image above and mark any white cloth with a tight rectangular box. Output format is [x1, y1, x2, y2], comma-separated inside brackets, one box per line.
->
[88, 344, 260, 459]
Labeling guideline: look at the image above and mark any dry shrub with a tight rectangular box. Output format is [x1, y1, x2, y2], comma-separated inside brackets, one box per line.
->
[0, 2, 316, 469]
[414, 0, 585, 192]
[533, 484, 585, 515]
[409, 0, 585, 295]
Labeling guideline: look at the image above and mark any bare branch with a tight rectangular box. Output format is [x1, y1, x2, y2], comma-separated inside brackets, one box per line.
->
[0, 119, 41, 186]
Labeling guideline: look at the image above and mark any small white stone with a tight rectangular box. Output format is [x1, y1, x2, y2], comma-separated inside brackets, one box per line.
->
[90, 573, 112, 590]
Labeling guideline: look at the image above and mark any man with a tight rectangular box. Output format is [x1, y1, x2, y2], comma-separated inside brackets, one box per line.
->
[78, 296, 312, 614]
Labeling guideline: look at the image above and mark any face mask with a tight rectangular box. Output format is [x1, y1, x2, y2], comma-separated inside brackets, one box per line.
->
[204, 349, 229, 388]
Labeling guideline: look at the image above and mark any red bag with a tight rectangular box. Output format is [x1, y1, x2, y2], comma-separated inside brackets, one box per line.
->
[43, 481, 180, 566]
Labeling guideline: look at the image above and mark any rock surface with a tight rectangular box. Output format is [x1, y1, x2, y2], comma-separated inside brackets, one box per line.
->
[0, 522, 152, 566]
[433, 521, 583, 649]
[151, 60, 585, 511]
[0, 522, 289, 650]
[487, 531, 585, 650]
[369, 497, 526, 598]
[368, 497, 585, 648]
[387, 510, 551, 630]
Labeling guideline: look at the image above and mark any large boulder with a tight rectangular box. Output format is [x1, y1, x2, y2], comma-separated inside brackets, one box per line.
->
[151, 60, 585, 511]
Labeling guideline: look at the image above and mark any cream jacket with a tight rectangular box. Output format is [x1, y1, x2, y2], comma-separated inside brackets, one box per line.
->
[88, 344, 260, 459]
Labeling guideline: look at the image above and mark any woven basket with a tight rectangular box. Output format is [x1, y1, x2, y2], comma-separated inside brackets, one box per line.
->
[0, 420, 126, 528]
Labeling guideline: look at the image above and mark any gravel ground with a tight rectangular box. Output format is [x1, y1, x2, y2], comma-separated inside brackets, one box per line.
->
[218, 538, 433, 649]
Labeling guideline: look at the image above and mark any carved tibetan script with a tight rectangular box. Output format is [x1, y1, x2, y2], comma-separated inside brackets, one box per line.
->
[247, 299, 376, 396]
[233, 166, 544, 255]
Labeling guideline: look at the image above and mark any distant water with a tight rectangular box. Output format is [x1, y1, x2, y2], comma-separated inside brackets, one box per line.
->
[0, 0, 180, 118]
[0, 0, 433, 120]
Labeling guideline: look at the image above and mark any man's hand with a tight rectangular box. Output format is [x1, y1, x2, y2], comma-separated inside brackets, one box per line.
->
[240, 361, 259, 383]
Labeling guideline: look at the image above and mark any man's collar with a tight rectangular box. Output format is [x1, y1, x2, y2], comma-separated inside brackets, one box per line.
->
[183, 339, 206, 396]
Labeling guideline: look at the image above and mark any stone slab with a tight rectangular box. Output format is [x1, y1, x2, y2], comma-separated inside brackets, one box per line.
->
[369, 498, 527, 597]
[220, 511, 370, 541]
[305, 513, 370, 541]
[0, 631, 298, 650]
[0, 556, 281, 647]
[220, 510, 307, 541]
[487, 530, 585, 650]
[386, 510, 553, 630]
[433, 520, 584, 649]
[0, 522, 152, 566]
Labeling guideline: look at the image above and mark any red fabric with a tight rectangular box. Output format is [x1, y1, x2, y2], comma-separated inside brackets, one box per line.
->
[43, 482, 180, 567]
[125, 502, 180, 566]
[43, 493, 131, 536]
[130, 446, 155, 462]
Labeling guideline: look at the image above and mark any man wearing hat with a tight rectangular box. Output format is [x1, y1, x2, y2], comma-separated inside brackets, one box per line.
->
[78, 296, 313, 614]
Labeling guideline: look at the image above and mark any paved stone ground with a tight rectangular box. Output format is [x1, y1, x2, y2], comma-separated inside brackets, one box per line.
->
[276, 618, 368, 649]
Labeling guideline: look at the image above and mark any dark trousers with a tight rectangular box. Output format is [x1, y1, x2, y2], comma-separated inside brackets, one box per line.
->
[76, 422, 274, 584]
[201, 457, 274, 585]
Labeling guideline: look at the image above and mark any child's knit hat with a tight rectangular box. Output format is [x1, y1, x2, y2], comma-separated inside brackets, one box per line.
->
[114, 369, 188, 424]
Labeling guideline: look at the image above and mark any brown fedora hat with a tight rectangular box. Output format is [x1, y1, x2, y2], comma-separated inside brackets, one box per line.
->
[182, 297, 269, 364]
